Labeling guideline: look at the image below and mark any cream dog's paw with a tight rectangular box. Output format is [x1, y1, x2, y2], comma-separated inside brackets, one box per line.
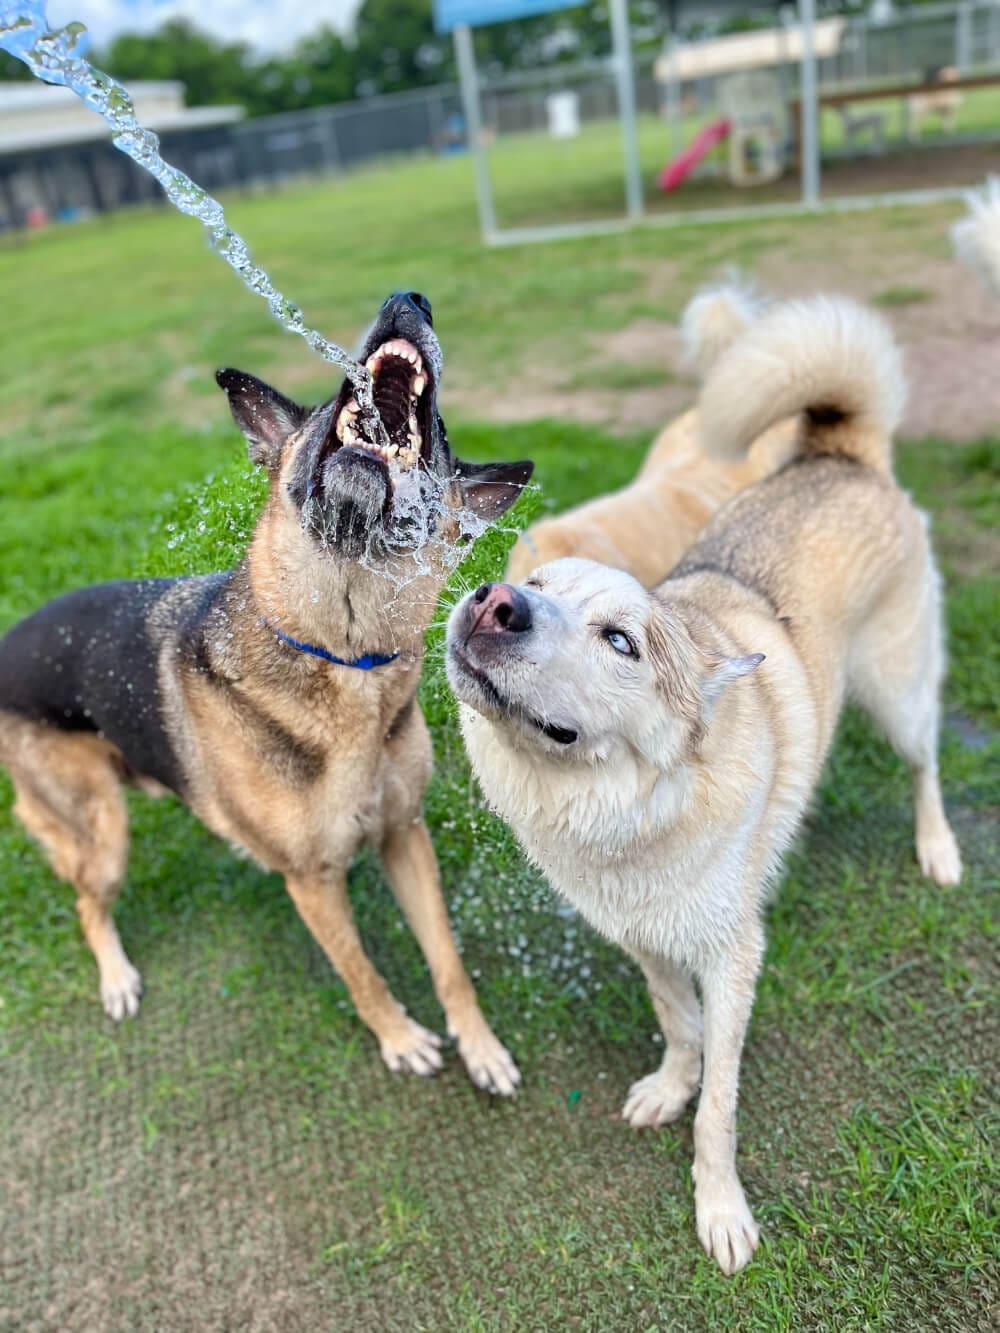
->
[622, 1063, 699, 1128]
[694, 1172, 760, 1275]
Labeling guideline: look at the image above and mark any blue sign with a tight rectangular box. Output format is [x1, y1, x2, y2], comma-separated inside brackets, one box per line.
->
[434, 0, 582, 35]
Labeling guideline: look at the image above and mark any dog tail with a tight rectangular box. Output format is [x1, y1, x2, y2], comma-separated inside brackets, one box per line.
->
[951, 176, 1000, 298]
[697, 295, 905, 474]
[680, 273, 765, 380]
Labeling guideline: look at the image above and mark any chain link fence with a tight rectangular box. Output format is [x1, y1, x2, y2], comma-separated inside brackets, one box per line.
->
[2, 2, 1000, 230]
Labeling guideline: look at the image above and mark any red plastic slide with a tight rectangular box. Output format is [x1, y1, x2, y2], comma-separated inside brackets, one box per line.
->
[658, 118, 730, 192]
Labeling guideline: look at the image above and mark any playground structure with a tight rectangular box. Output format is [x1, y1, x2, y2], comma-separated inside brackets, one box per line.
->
[5, 2, 1000, 237]
[658, 69, 788, 192]
[436, 0, 1000, 245]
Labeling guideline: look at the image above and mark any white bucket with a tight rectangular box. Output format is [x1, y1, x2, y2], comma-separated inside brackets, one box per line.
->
[545, 91, 580, 139]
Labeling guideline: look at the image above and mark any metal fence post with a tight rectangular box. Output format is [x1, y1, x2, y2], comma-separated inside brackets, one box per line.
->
[955, 1, 973, 72]
[453, 23, 497, 240]
[798, 0, 820, 209]
[609, 0, 643, 219]
[664, 37, 683, 164]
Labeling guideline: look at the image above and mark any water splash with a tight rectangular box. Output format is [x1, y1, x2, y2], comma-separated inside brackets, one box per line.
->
[0, 1, 379, 431]
[1, 2, 531, 604]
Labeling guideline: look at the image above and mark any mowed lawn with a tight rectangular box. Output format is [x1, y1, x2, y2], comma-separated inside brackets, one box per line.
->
[0, 155, 997, 1332]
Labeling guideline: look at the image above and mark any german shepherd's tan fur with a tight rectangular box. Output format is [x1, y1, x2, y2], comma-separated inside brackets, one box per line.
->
[447, 294, 962, 1270]
[0, 291, 530, 1094]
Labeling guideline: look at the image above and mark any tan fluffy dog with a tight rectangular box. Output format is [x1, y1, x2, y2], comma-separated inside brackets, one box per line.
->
[447, 295, 961, 1272]
[506, 282, 796, 587]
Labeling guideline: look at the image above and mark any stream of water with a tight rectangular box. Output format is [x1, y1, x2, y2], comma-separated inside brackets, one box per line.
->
[0, 3, 517, 598]
[0, 2, 380, 430]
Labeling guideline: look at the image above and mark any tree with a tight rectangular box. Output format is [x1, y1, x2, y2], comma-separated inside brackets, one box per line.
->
[0, 50, 33, 81]
[101, 20, 255, 110]
[352, 0, 452, 96]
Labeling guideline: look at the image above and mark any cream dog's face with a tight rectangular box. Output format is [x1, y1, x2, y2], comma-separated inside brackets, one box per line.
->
[446, 558, 756, 772]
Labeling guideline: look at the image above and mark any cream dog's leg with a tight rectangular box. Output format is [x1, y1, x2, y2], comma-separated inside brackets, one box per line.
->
[623, 952, 703, 1128]
[691, 924, 764, 1275]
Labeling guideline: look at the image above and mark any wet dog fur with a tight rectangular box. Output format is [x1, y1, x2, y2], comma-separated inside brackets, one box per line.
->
[505, 280, 797, 587]
[447, 294, 962, 1268]
[0, 291, 532, 1094]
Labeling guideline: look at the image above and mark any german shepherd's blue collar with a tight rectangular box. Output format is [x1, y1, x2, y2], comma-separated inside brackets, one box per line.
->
[0, 291, 529, 1096]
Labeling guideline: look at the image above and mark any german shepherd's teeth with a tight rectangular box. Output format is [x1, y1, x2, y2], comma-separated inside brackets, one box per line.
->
[413, 374, 426, 397]
[374, 339, 423, 375]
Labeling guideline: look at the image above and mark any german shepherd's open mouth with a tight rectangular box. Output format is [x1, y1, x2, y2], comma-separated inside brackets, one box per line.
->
[232, 290, 530, 564]
[330, 337, 432, 470]
[299, 291, 447, 558]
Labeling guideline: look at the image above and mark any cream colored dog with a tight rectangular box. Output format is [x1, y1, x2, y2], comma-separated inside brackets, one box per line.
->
[907, 65, 961, 141]
[506, 280, 796, 587]
[446, 295, 962, 1273]
[951, 175, 1000, 297]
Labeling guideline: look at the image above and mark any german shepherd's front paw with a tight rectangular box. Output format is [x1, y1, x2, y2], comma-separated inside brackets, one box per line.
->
[100, 960, 143, 1023]
[378, 1015, 444, 1078]
[451, 1015, 521, 1096]
[694, 1172, 760, 1275]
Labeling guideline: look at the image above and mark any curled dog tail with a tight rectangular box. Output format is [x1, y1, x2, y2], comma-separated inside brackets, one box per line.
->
[951, 176, 1000, 298]
[680, 273, 766, 380]
[697, 295, 905, 474]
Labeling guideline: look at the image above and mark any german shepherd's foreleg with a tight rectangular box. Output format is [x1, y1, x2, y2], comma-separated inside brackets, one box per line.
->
[691, 923, 765, 1276]
[284, 872, 443, 1077]
[380, 818, 521, 1095]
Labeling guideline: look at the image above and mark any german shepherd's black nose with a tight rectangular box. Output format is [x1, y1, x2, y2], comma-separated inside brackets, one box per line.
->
[382, 291, 433, 328]
[469, 583, 532, 635]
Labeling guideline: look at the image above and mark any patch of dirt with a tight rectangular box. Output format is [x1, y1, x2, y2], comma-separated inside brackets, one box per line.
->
[450, 231, 1000, 444]
[598, 317, 689, 370]
[754, 248, 1000, 441]
[448, 317, 696, 434]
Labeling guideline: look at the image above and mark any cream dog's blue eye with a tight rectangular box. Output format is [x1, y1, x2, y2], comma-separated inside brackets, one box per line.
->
[605, 629, 636, 656]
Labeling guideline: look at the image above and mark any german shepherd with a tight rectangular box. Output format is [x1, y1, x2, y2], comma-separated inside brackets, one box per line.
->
[446, 295, 961, 1266]
[0, 291, 530, 1094]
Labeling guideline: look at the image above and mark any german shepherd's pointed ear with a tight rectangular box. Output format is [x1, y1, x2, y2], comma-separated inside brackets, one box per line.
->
[455, 458, 534, 522]
[216, 369, 308, 470]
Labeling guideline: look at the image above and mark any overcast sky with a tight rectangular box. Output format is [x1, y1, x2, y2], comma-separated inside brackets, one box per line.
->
[47, 1, 364, 54]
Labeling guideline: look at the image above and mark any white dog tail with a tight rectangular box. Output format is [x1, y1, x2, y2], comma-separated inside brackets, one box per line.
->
[680, 274, 765, 380]
[951, 177, 1000, 298]
[697, 295, 905, 474]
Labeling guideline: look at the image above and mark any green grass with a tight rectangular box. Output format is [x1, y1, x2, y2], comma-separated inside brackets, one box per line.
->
[821, 83, 1000, 152]
[873, 283, 933, 306]
[0, 166, 997, 1330]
